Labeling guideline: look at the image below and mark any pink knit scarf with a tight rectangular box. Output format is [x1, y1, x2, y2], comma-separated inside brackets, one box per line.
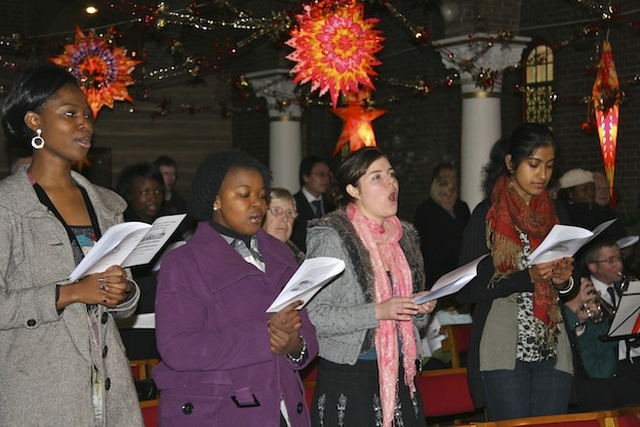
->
[347, 203, 417, 427]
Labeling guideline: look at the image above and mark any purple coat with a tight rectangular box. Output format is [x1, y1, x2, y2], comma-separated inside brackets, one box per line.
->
[153, 222, 318, 427]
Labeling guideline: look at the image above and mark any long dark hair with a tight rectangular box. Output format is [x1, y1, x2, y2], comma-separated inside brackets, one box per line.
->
[332, 147, 389, 208]
[2, 66, 80, 148]
[482, 123, 559, 197]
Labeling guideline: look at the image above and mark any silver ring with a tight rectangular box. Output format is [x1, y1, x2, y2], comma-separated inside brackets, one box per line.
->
[98, 277, 105, 283]
[99, 285, 106, 291]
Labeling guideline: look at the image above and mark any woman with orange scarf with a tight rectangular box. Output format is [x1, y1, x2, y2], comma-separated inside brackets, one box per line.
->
[306, 148, 436, 427]
[457, 124, 576, 421]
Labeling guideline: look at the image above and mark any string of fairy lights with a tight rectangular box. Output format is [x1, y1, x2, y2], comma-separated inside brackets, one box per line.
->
[0, 0, 639, 119]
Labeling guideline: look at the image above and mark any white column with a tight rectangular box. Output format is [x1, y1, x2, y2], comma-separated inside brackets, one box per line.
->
[434, 33, 530, 210]
[246, 69, 302, 193]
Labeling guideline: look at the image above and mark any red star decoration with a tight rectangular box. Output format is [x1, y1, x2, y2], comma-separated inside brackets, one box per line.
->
[331, 88, 386, 156]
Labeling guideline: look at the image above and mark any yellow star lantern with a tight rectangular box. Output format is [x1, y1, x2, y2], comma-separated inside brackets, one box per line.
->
[332, 88, 386, 156]
[51, 27, 141, 119]
[591, 40, 621, 197]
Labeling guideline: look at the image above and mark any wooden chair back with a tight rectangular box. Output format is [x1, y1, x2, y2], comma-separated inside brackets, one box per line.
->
[440, 323, 472, 368]
[475, 411, 608, 427]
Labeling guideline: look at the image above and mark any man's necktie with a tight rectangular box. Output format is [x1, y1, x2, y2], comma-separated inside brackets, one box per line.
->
[311, 200, 322, 218]
[607, 286, 617, 308]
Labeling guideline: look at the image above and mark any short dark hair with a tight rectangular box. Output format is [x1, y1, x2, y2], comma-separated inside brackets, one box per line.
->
[298, 155, 329, 188]
[332, 147, 389, 208]
[115, 162, 164, 200]
[2, 65, 80, 149]
[580, 236, 619, 266]
[154, 155, 178, 169]
[189, 151, 272, 222]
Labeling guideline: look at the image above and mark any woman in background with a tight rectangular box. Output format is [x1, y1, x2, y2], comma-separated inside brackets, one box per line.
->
[115, 162, 173, 360]
[115, 162, 166, 225]
[154, 150, 318, 427]
[457, 123, 575, 420]
[263, 187, 305, 264]
[0, 65, 141, 425]
[414, 174, 470, 288]
[306, 147, 436, 427]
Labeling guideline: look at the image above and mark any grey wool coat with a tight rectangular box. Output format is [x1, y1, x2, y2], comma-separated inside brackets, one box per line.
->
[306, 208, 426, 365]
[0, 168, 143, 427]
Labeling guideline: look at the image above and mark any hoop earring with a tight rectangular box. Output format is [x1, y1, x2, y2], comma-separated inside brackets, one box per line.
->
[31, 129, 45, 150]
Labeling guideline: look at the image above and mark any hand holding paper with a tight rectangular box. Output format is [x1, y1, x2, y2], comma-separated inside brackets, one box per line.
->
[413, 254, 488, 304]
[527, 219, 616, 265]
[266, 257, 345, 313]
[69, 214, 186, 282]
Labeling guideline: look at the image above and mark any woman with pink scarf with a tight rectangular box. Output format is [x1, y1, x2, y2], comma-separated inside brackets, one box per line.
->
[305, 148, 436, 427]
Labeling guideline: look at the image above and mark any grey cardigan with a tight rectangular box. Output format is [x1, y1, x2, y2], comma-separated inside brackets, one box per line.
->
[306, 209, 426, 365]
[0, 168, 143, 427]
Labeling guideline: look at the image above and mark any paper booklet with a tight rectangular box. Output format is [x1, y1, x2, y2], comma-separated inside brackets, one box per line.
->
[68, 213, 187, 283]
[266, 257, 345, 313]
[527, 218, 617, 265]
[414, 254, 488, 304]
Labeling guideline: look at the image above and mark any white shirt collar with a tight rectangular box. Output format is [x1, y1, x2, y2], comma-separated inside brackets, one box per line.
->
[590, 275, 614, 305]
[301, 186, 322, 204]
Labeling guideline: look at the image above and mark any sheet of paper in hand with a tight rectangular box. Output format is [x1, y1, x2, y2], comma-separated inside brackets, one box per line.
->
[527, 218, 616, 265]
[414, 254, 488, 304]
[68, 213, 186, 282]
[267, 257, 345, 313]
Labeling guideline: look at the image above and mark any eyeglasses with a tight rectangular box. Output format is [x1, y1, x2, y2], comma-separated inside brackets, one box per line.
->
[593, 255, 624, 265]
[269, 206, 298, 220]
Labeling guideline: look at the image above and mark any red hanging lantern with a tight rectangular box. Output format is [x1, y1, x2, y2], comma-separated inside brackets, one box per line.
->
[591, 40, 621, 197]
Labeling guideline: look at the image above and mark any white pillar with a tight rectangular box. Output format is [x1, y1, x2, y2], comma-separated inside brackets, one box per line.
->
[246, 69, 302, 193]
[434, 33, 530, 210]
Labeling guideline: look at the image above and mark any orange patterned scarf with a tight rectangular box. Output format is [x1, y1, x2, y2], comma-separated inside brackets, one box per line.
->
[486, 175, 561, 328]
[347, 203, 417, 427]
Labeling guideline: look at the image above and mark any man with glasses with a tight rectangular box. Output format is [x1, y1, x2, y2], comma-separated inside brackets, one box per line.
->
[562, 237, 640, 411]
[291, 156, 333, 252]
[583, 239, 640, 375]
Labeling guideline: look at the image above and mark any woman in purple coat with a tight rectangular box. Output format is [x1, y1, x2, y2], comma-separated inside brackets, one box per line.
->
[153, 151, 319, 427]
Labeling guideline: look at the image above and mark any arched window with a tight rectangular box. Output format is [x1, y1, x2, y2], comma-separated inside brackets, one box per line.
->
[524, 43, 554, 125]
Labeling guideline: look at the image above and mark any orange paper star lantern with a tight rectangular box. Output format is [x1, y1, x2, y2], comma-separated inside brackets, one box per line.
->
[286, 0, 384, 109]
[332, 88, 386, 156]
[591, 40, 620, 197]
[51, 27, 141, 118]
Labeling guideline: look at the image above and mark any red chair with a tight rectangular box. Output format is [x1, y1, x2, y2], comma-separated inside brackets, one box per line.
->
[418, 367, 476, 419]
[612, 407, 640, 427]
[141, 400, 159, 427]
[441, 323, 472, 368]
[130, 359, 161, 427]
[301, 359, 319, 411]
[130, 359, 160, 380]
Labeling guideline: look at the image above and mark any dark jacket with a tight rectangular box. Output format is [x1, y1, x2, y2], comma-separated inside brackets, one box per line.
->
[414, 197, 470, 288]
[291, 190, 333, 253]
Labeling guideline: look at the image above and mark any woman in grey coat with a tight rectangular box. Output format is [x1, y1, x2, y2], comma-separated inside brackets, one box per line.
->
[0, 66, 143, 426]
[305, 148, 436, 427]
